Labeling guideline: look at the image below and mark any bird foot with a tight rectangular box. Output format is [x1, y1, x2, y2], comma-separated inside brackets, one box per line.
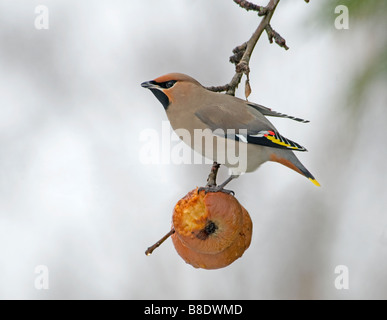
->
[198, 185, 235, 196]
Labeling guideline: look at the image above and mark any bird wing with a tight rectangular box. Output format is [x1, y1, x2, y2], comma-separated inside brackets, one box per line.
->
[195, 104, 307, 152]
[247, 102, 310, 123]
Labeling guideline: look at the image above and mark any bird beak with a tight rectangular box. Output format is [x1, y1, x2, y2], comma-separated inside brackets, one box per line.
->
[141, 80, 157, 89]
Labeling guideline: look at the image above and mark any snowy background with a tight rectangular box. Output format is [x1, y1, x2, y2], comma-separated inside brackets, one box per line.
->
[0, 0, 386, 299]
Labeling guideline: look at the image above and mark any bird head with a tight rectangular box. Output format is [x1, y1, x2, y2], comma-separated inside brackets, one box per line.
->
[141, 73, 202, 110]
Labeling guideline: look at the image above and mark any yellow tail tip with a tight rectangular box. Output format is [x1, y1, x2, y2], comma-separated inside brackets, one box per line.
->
[309, 178, 321, 187]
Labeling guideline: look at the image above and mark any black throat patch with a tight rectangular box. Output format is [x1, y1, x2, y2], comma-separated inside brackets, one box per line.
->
[150, 89, 170, 110]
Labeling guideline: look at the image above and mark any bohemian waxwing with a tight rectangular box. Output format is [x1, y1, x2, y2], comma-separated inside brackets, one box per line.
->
[141, 73, 320, 191]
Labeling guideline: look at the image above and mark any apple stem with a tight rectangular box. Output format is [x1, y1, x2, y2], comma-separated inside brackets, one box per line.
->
[206, 162, 221, 187]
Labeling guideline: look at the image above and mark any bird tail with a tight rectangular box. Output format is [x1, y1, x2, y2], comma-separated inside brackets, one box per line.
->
[269, 150, 320, 186]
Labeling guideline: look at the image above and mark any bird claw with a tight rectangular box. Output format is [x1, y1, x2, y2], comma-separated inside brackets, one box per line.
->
[198, 186, 235, 196]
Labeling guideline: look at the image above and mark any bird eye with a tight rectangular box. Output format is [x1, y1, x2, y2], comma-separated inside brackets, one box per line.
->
[164, 80, 176, 89]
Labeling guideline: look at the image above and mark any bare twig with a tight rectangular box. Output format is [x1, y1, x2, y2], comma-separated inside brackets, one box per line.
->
[206, 0, 284, 96]
[145, 229, 175, 256]
[205, 84, 230, 93]
[266, 24, 289, 50]
[226, 0, 281, 96]
[229, 42, 247, 64]
[206, 162, 221, 187]
[233, 0, 268, 16]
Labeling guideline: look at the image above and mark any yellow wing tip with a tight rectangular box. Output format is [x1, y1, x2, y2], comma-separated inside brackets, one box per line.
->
[309, 178, 321, 187]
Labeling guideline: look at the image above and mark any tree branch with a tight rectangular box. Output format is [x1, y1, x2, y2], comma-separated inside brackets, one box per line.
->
[145, 229, 175, 256]
[233, 0, 268, 16]
[206, 162, 221, 187]
[205, 84, 230, 93]
[266, 24, 289, 50]
[226, 0, 280, 96]
[205, 0, 294, 96]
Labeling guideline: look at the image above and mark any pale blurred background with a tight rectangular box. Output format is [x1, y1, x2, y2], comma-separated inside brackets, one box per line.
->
[0, 0, 386, 299]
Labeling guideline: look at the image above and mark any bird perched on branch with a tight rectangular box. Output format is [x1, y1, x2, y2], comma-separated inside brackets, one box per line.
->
[141, 73, 320, 192]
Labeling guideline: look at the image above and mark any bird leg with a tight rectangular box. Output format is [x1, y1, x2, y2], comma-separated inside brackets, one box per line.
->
[198, 162, 237, 195]
[217, 175, 238, 190]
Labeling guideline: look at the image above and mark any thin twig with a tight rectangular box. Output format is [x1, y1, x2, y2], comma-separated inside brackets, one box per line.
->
[266, 24, 289, 50]
[206, 0, 283, 96]
[206, 162, 221, 187]
[205, 84, 230, 93]
[233, 0, 268, 16]
[145, 229, 175, 256]
[229, 42, 247, 64]
[226, 0, 280, 96]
